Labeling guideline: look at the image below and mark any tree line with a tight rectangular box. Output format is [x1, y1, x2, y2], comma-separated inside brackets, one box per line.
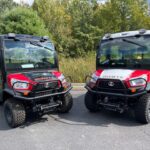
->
[0, 0, 149, 57]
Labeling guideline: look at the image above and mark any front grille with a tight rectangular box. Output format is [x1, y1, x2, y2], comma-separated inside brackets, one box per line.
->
[35, 90, 57, 97]
[34, 81, 60, 92]
[96, 79, 126, 90]
[29, 81, 62, 97]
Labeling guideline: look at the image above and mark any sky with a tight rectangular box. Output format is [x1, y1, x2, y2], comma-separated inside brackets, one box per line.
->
[97, 0, 106, 4]
[13, 0, 34, 6]
[13, 0, 150, 6]
[13, 0, 107, 5]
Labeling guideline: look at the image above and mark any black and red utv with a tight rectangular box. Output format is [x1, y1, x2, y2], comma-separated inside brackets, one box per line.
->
[85, 29, 150, 124]
[0, 33, 73, 127]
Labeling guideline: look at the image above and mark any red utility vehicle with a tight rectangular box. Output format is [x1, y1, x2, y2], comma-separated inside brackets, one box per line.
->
[85, 29, 150, 124]
[0, 33, 73, 127]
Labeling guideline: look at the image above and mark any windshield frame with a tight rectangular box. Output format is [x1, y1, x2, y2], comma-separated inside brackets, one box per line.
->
[3, 39, 59, 72]
[96, 35, 150, 70]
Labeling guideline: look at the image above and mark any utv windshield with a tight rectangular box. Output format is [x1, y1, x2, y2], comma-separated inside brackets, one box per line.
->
[4, 40, 57, 71]
[97, 35, 150, 69]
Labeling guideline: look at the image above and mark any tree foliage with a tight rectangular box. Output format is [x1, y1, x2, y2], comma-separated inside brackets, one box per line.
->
[33, 0, 150, 57]
[33, 0, 73, 56]
[0, 0, 150, 57]
[0, 7, 49, 36]
[93, 0, 150, 33]
[0, 0, 17, 14]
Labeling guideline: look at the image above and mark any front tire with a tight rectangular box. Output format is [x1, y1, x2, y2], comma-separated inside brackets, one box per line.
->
[57, 93, 73, 113]
[0, 98, 4, 105]
[84, 92, 99, 112]
[134, 94, 150, 124]
[4, 99, 26, 128]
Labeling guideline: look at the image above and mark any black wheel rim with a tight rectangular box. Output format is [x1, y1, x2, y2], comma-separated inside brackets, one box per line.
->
[5, 106, 13, 124]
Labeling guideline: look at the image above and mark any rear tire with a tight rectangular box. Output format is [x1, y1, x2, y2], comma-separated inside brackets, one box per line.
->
[4, 99, 26, 128]
[0, 101, 3, 105]
[57, 93, 73, 113]
[84, 92, 99, 112]
[134, 94, 150, 124]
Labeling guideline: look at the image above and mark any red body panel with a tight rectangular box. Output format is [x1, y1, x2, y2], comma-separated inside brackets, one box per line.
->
[93, 69, 150, 84]
[7, 71, 63, 90]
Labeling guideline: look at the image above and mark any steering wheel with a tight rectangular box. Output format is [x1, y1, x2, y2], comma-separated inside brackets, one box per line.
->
[34, 62, 50, 68]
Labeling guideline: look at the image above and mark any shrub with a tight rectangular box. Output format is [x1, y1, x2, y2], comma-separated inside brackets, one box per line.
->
[59, 52, 96, 83]
[0, 7, 49, 36]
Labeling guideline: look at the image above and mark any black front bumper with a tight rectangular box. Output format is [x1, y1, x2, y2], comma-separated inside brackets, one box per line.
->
[4, 86, 72, 101]
[85, 75, 147, 98]
[85, 85, 146, 98]
[5, 78, 72, 101]
[14, 86, 72, 101]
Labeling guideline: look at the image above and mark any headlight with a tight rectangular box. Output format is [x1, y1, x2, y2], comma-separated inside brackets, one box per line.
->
[129, 78, 146, 87]
[58, 74, 67, 84]
[86, 73, 99, 88]
[11, 78, 29, 90]
[58, 74, 71, 89]
[90, 74, 99, 83]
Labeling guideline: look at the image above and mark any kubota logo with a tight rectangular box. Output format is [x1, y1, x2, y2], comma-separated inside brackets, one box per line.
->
[44, 82, 50, 88]
[108, 81, 115, 87]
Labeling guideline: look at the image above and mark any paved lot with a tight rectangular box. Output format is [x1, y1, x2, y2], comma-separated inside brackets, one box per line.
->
[0, 91, 150, 150]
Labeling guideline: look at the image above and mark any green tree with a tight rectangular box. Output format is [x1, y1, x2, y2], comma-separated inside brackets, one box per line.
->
[33, 0, 102, 57]
[67, 0, 102, 56]
[33, 0, 150, 57]
[33, 0, 73, 56]
[0, 0, 17, 14]
[93, 0, 150, 33]
[0, 7, 49, 36]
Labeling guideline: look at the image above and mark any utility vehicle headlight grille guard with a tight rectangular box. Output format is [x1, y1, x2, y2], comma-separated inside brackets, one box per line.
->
[12, 76, 72, 98]
[85, 75, 147, 97]
[85, 75, 126, 90]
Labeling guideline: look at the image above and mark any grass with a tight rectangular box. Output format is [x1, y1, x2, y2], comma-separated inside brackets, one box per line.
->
[59, 52, 96, 83]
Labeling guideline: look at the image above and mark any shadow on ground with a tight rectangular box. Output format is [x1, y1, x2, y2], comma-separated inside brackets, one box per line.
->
[0, 105, 49, 130]
[0, 93, 144, 130]
[50, 94, 142, 127]
[0, 106, 10, 130]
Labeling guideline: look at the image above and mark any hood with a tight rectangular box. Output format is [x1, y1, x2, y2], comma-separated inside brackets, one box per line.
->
[94, 69, 150, 81]
[7, 71, 64, 83]
[23, 72, 57, 81]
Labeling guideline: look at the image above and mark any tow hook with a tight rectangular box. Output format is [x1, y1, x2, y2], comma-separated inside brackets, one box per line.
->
[97, 100, 126, 113]
[40, 103, 60, 111]
[33, 102, 60, 113]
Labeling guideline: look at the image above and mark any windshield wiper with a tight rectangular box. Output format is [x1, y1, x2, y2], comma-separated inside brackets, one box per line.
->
[30, 41, 53, 51]
[122, 38, 146, 48]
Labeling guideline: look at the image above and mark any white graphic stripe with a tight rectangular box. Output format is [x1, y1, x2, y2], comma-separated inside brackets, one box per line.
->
[100, 69, 134, 80]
